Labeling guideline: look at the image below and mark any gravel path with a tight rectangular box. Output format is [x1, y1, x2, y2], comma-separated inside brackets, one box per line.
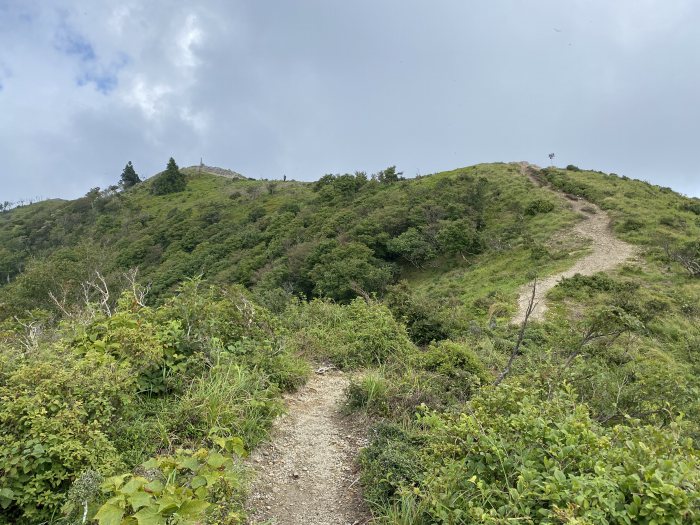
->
[246, 370, 370, 525]
[512, 162, 638, 323]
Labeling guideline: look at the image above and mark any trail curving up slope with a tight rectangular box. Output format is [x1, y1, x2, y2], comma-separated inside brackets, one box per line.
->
[246, 370, 369, 525]
[512, 163, 638, 324]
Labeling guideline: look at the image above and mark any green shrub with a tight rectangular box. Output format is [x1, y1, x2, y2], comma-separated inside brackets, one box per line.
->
[366, 385, 700, 524]
[617, 217, 644, 232]
[94, 442, 247, 525]
[151, 158, 186, 195]
[286, 298, 415, 368]
[436, 219, 484, 256]
[415, 340, 489, 399]
[387, 228, 437, 267]
[308, 241, 395, 302]
[525, 198, 556, 216]
[385, 280, 450, 345]
[225, 338, 309, 391]
[360, 423, 427, 506]
[681, 201, 700, 215]
[0, 349, 132, 523]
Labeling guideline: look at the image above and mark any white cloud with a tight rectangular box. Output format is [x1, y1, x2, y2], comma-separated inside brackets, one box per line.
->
[123, 78, 171, 119]
[176, 13, 203, 68]
[1, 0, 699, 201]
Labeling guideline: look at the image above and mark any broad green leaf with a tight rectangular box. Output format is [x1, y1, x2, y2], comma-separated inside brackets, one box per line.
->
[128, 491, 153, 510]
[103, 473, 130, 491]
[206, 451, 226, 468]
[179, 456, 200, 471]
[190, 475, 207, 489]
[143, 480, 164, 495]
[94, 503, 124, 525]
[157, 495, 180, 514]
[177, 499, 211, 521]
[134, 505, 167, 525]
[121, 477, 147, 495]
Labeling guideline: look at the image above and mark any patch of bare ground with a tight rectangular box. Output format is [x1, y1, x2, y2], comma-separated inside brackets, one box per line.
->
[512, 162, 638, 323]
[246, 369, 370, 525]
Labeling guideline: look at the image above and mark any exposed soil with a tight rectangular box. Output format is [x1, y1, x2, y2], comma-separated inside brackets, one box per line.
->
[512, 162, 638, 323]
[246, 369, 370, 525]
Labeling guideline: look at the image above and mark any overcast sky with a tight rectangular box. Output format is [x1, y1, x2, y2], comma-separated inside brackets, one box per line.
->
[1, 1, 699, 202]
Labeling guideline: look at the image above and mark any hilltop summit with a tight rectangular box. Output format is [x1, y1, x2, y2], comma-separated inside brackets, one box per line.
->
[182, 164, 247, 179]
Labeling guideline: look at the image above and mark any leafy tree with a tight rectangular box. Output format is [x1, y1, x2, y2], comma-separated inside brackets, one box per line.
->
[376, 166, 403, 184]
[387, 228, 436, 267]
[119, 161, 141, 189]
[385, 281, 449, 345]
[151, 158, 186, 195]
[437, 219, 484, 256]
[309, 242, 394, 301]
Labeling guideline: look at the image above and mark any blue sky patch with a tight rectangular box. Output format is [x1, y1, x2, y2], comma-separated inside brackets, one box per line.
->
[54, 23, 96, 62]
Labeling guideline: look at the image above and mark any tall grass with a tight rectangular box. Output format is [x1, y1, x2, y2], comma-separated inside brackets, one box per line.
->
[166, 360, 283, 449]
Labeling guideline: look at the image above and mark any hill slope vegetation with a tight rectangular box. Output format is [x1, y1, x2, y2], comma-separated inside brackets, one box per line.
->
[1, 162, 700, 523]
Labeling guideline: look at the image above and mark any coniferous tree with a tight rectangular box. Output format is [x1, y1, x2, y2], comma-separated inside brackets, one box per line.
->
[152, 157, 186, 195]
[120, 161, 141, 188]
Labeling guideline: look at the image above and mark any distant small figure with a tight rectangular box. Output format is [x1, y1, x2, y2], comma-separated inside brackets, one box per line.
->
[283, 174, 287, 182]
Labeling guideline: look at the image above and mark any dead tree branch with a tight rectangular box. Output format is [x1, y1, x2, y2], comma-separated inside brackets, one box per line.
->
[124, 267, 151, 307]
[495, 277, 537, 386]
[82, 271, 112, 317]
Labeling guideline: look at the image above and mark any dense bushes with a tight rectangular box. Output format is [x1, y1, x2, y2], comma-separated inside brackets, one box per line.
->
[525, 198, 556, 216]
[0, 279, 307, 524]
[362, 385, 700, 524]
[0, 349, 131, 522]
[286, 297, 414, 368]
[385, 281, 449, 345]
[0, 163, 525, 315]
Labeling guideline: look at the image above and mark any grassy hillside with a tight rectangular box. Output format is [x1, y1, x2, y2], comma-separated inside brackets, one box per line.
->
[0, 162, 581, 320]
[1, 162, 700, 523]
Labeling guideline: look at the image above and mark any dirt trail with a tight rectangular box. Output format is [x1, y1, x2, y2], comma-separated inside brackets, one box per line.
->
[246, 370, 369, 525]
[512, 162, 638, 324]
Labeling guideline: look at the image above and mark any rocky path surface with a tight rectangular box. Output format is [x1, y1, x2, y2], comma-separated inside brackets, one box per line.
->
[246, 370, 370, 525]
[512, 162, 638, 323]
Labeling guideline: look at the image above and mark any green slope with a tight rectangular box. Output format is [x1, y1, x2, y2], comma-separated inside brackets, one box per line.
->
[2, 161, 700, 523]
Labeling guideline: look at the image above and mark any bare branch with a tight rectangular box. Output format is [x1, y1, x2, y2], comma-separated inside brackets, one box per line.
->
[495, 277, 537, 386]
[124, 267, 151, 307]
[48, 290, 73, 318]
[349, 280, 372, 302]
[81, 270, 112, 317]
[12, 317, 43, 353]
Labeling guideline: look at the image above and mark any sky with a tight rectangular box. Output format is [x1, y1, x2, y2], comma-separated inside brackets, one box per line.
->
[1, 0, 699, 203]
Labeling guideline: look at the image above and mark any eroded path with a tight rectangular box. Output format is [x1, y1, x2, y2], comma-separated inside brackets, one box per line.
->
[513, 163, 638, 323]
[246, 370, 369, 525]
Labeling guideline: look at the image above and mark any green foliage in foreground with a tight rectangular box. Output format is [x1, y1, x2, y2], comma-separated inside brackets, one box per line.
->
[93, 439, 246, 525]
[362, 385, 700, 524]
[0, 348, 130, 521]
[0, 279, 307, 524]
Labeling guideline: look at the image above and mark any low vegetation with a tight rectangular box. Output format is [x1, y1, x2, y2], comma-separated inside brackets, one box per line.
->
[1, 162, 700, 523]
